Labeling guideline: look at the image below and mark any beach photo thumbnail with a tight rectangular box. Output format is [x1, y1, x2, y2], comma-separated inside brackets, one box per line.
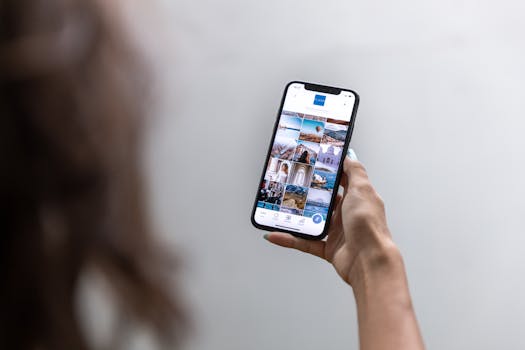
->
[257, 180, 285, 205]
[282, 184, 309, 210]
[315, 144, 343, 173]
[303, 207, 328, 220]
[263, 203, 280, 211]
[311, 168, 336, 191]
[303, 188, 332, 219]
[292, 140, 320, 165]
[257, 201, 280, 211]
[322, 122, 348, 147]
[306, 188, 332, 207]
[288, 162, 314, 188]
[276, 113, 302, 140]
[265, 158, 292, 183]
[299, 118, 325, 143]
[270, 134, 297, 160]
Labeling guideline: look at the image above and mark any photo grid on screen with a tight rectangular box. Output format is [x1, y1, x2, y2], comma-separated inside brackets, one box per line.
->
[257, 111, 350, 219]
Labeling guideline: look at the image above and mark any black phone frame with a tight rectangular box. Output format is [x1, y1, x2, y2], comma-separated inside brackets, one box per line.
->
[250, 81, 360, 240]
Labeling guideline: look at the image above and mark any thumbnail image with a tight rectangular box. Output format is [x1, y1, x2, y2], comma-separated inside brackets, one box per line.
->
[303, 208, 327, 220]
[265, 158, 292, 183]
[288, 162, 314, 188]
[303, 188, 332, 220]
[276, 113, 302, 140]
[264, 202, 280, 211]
[282, 110, 304, 119]
[322, 122, 348, 147]
[270, 134, 297, 160]
[304, 114, 327, 122]
[282, 184, 309, 210]
[315, 144, 343, 173]
[306, 188, 332, 207]
[299, 119, 325, 143]
[280, 206, 303, 215]
[326, 118, 349, 126]
[292, 140, 320, 165]
[311, 168, 337, 191]
[257, 180, 285, 204]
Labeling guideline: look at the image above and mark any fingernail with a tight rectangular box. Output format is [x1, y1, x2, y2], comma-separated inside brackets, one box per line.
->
[347, 148, 358, 161]
[263, 233, 270, 241]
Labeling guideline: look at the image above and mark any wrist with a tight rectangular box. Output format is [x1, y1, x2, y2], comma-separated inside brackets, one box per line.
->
[349, 242, 424, 350]
[349, 240, 410, 303]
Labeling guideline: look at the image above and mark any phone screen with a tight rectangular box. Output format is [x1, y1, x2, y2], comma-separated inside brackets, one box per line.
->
[252, 82, 358, 238]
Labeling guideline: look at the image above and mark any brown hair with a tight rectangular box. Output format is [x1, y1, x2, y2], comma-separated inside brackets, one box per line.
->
[0, 0, 185, 349]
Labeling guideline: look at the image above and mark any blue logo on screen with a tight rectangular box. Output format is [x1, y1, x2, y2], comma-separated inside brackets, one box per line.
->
[312, 214, 323, 224]
[313, 94, 326, 106]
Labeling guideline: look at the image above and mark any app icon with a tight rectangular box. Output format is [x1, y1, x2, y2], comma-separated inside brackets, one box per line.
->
[312, 214, 323, 224]
[313, 94, 326, 106]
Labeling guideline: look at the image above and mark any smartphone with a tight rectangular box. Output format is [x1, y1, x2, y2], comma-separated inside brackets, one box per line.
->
[251, 81, 359, 240]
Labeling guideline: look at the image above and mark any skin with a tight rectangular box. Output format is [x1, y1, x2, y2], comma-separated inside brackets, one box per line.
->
[265, 155, 425, 350]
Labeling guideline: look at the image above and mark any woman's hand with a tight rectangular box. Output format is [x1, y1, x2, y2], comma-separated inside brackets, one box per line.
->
[264, 150, 425, 350]
[265, 151, 398, 287]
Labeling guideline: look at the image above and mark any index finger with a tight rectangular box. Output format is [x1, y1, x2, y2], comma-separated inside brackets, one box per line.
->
[341, 156, 369, 194]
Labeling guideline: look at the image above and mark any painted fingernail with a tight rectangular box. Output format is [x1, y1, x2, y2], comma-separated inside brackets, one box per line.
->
[263, 233, 270, 241]
[347, 148, 358, 160]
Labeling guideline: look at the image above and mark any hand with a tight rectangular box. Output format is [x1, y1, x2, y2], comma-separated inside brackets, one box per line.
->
[265, 151, 398, 287]
[265, 150, 424, 350]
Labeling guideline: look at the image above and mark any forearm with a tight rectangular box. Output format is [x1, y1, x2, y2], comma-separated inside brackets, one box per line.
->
[351, 244, 424, 350]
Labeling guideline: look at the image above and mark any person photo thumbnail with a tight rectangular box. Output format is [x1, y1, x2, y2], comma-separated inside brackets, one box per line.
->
[299, 118, 324, 143]
[315, 144, 343, 173]
[288, 162, 314, 188]
[311, 168, 337, 191]
[322, 122, 348, 147]
[282, 184, 309, 210]
[265, 158, 292, 183]
[257, 180, 285, 205]
[292, 140, 320, 165]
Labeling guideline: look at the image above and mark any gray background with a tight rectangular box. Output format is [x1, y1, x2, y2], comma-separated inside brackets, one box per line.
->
[113, 0, 525, 349]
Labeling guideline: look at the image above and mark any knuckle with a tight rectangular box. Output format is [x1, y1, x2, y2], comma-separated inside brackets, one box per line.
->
[355, 180, 374, 194]
[349, 158, 365, 169]
[352, 207, 374, 225]
[354, 161, 367, 172]
[346, 158, 365, 172]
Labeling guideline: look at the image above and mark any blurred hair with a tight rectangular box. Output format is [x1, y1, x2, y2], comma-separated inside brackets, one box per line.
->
[0, 0, 185, 349]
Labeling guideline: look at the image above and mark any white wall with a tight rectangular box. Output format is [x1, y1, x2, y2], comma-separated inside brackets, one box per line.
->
[126, 1, 525, 349]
